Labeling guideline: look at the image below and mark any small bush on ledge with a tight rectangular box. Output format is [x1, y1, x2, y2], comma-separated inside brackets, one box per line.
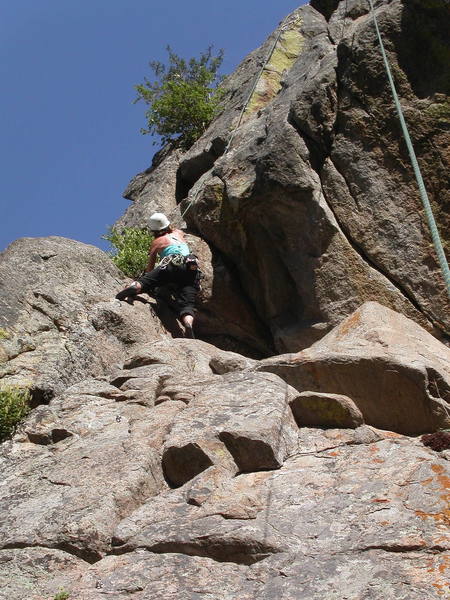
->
[0, 385, 31, 442]
[103, 227, 153, 278]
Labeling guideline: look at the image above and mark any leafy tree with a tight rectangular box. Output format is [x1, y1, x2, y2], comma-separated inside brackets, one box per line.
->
[135, 45, 224, 149]
[103, 227, 154, 278]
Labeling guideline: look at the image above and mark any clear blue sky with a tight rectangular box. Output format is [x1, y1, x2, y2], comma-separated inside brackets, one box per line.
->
[1, 0, 306, 253]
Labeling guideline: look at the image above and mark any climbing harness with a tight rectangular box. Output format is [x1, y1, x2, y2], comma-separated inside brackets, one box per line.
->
[158, 254, 185, 269]
[367, 0, 450, 299]
[158, 253, 200, 270]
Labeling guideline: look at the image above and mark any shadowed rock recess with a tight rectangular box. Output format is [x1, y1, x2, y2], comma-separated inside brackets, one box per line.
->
[1, 1, 449, 598]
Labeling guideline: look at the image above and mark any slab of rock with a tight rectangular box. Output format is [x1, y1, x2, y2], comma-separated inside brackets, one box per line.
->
[124, 337, 256, 376]
[0, 237, 167, 402]
[70, 552, 260, 600]
[109, 428, 449, 598]
[0, 390, 183, 561]
[161, 371, 299, 486]
[291, 391, 364, 428]
[0, 548, 87, 600]
[257, 302, 450, 434]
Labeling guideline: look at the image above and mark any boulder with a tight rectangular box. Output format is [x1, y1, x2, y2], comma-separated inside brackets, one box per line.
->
[256, 302, 450, 434]
[161, 371, 299, 486]
[290, 391, 364, 428]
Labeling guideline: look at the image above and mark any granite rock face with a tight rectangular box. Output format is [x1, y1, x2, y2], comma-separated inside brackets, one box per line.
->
[1, 324, 449, 599]
[0, 236, 168, 402]
[257, 301, 450, 434]
[1, 1, 450, 598]
[119, 0, 449, 352]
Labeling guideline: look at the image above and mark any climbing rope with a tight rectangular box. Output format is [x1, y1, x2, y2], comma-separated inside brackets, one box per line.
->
[225, 13, 302, 155]
[367, 0, 450, 299]
[224, 30, 283, 155]
[179, 13, 302, 223]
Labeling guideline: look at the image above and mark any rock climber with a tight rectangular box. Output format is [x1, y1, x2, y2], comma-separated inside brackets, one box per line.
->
[115, 213, 201, 338]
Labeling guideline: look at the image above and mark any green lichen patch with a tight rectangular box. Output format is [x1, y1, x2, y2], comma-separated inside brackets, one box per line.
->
[243, 23, 304, 120]
[0, 329, 10, 340]
[425, 98, 450, 123]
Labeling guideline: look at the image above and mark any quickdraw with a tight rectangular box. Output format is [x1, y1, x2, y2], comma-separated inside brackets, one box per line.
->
[158, 254, 186, 269]
[158, 253, 201, 271]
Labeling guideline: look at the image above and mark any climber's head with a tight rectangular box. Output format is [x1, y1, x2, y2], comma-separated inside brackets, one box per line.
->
[148, 212, 171, 235]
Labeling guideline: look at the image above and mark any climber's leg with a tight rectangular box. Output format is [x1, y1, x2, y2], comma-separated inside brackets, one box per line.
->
[116, 267, 168, 301]
[115, 281, 142, 301]
[177, 284, 197, 338]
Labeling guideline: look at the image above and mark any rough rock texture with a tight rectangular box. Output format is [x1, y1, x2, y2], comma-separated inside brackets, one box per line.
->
[2, 329, 449, 598]
[0, 236, 168, 402]
[185, 234, 273, 356]
[257, 301, 450, 434]
[0, 548, 86, 600]
[1, 2, 450, 598]
[118, 0, 449, 352]
[290, 390, 364, 428]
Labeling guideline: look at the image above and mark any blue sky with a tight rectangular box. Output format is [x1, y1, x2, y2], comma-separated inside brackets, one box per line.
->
[1, 0, 306, 253]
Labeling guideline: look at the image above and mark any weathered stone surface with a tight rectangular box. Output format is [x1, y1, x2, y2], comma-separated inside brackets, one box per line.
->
[257, 302, 450, 434]
[185, 234, 273, 357]
[161, 371, 299, 486]
[255, 550, 450, 600]
[119, 0, 449, 352]
[0, 237, 167, 401]
[0, 548, 86, 600]
[0, 390, 181, 561]
[291, 391, 364, 428]
[1, 331, 449, 598]
[124, 337, 256, 375]
[108, 428, 449, 598]
[70, 552, 260, 600]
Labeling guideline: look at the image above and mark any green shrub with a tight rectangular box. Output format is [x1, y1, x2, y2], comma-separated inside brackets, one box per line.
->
[135, 45, 224, 149]
[0, 328, 10, 340]
[103, 227, 154, 278]
[0, 385, 31, 442]
[53, 591, 70, 600]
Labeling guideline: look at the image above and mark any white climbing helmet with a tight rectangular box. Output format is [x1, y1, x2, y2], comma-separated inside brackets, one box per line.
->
[148, 212, 170, 231]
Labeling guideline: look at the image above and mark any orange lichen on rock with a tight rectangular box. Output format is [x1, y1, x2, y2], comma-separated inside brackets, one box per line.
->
[335, 310, 361, 338]
[415, 464, 450, 526]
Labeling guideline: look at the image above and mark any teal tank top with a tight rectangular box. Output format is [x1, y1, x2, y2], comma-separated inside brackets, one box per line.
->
[158, 234, 190, 258]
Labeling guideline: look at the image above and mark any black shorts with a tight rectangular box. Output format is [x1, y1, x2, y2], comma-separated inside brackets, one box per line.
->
[138, 263, 198, 317]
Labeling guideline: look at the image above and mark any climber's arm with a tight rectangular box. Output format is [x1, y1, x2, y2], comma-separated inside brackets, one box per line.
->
[145, 242, 159, 272]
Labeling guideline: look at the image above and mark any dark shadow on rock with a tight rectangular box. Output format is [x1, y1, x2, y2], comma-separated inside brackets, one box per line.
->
[146, 296, 184, 339]
[162, 443, 214, 488]
[397, 0, 450, 99]
[219, 432, 282, 472]
[176, 137, 227, 203]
